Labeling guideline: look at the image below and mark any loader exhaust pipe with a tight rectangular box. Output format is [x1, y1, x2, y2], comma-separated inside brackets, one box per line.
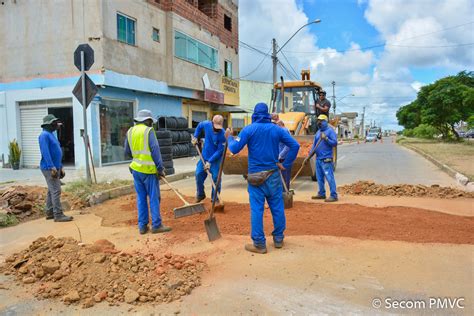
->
[280, 76, 285, 114]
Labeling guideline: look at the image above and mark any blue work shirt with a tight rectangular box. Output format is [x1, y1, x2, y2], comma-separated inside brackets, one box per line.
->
[310, 122, 338, 160]
[124, 125, 164, 172]
[194, 120, 226, 163]
[39, 129, 63, 170]
[228, 103, 300, 173]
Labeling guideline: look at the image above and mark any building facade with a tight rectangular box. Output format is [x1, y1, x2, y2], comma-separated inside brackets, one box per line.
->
[0, 0, 239, 168]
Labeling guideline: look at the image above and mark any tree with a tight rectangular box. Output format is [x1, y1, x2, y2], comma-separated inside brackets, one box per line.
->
[397, 71, 474, 139]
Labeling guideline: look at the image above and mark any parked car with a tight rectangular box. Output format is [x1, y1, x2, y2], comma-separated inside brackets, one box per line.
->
[464, 129, 474, 138]
[365, 132, 378, 142]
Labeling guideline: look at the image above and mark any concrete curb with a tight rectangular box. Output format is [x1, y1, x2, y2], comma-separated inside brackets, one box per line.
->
[87, 171, 195, 206]
[402, 143, 473, 191]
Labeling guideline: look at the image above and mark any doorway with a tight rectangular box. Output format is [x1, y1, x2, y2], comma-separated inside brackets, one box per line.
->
[48, 107, 75, 166]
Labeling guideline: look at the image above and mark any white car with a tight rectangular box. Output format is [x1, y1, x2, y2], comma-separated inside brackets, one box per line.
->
[365, 133, 378, 142]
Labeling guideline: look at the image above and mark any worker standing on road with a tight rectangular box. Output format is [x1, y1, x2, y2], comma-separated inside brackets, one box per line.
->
[39, 114, 73, 222]
[191, 115, 226, 203]
[277, 120, 292, 190]
[226, 103, 300, 254]
[315, 90, 331, 118]
[124, 110, 171, 235]
[310, 114, 338, 202]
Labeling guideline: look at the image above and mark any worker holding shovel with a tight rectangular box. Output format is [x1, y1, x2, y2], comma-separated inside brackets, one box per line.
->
[226, 103, 299, 254]
[191, 115, 226, 205]
[124, 110, 172, 235]
[310, 114, 339, 202]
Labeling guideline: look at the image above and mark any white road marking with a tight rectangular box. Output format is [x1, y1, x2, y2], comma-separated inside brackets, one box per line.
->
[338, 155, 346, 161]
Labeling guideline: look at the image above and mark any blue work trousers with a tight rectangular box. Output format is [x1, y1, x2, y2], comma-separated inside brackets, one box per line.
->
[247, 171, 285, 248]
[280, 165, 292, 190]
[132, 170, 162, 229]
[195, 159, 221, 201]
[316, 159, 338, 199]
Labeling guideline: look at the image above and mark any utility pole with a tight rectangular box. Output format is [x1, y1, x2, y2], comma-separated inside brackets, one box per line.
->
[360, 106, 366, 137]
[272, 38, 278, 85]
[331, 81, 336, 115]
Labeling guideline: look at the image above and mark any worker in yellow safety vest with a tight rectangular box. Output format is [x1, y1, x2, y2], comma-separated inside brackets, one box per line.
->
[124, 109, 172, 234]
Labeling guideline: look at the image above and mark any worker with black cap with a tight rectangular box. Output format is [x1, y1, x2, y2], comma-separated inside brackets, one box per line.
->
[38, 114, 73, 222]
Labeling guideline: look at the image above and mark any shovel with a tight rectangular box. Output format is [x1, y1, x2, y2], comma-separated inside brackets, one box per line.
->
[290, 138, 322, 185]
[194, 144, 225, 212]
[279, 170, 293, 209]
[160, 177, 206, 219]
[204, 140, 227, 241]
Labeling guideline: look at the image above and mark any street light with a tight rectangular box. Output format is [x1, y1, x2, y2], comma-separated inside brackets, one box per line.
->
[272, 19, 321, 83]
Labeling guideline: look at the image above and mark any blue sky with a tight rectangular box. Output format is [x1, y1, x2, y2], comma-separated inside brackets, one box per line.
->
[238, 0, 474, 130]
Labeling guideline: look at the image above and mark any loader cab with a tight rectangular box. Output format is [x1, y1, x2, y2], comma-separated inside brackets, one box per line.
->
[273, 86, 319, 114]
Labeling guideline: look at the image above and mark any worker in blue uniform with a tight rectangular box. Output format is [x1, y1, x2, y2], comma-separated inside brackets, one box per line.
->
[124, 109, 172, 234]
[309, 114, 338, 202]
[191, 115, 226, 203]
[226, 103, 300, 254]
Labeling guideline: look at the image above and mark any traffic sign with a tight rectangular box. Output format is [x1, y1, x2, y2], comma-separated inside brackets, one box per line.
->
[74, 44, 94, 71]
[72, 74, 98, 108]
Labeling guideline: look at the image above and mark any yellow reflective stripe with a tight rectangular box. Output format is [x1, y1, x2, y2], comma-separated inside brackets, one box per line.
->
[132, 158, 155, 166]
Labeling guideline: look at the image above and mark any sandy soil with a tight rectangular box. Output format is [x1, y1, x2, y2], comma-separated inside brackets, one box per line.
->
[91, 191, 474, 245]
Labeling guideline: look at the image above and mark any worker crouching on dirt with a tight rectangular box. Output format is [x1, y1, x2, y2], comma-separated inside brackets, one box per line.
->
[310, 114, 338, 202]
[226, 103, 299, 254]
[191, 115, 226, 204]
[124, 110, 172, 235]
[39, 114, 73, 222]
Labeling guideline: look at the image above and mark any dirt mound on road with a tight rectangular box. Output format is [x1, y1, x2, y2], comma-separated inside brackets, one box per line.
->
[338, 181, 474, 199]
[0, 236, 205, 308]
[92, 191, 474, 245]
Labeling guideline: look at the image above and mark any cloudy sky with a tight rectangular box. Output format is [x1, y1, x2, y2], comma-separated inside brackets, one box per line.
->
[238, 0, 474, 130]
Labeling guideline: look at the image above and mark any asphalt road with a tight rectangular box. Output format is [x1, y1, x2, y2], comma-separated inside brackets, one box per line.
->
[173, 138, 458, 199]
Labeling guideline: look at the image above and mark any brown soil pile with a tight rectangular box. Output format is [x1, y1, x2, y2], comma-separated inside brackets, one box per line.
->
[226, 141, 313, 158]
[0, 236, 205, 308]
[338, 181, 474, 199]
[93, 191, 474, 245]
[0, 186, 84, 223]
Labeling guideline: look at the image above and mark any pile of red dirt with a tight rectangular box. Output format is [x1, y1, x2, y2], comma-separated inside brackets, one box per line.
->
[92, 191, 474, 245]
[0, 186, 84, 223]
[338, 181, 474, 199]
[226, 141, 313, 158]
[0, 236, 205, 308]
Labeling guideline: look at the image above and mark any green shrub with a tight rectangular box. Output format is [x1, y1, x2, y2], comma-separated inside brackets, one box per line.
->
[8, 139, 21, 164]
[413, 124, 438, 139]
[0, 214, 19, 227]
[403, 129, 414, 137]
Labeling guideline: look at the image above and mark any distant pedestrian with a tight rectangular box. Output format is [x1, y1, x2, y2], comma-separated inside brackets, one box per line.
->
[344, 130, 348, 139]
[310, 114, 338, 202]
[124, 109, 171, 235]
[38, 114, 73, 222]
[226, 103, 299, 254]
[191, 115, 226, 204]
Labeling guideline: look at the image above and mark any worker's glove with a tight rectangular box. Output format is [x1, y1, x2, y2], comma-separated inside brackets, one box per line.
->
[204, 162, 211, 170]
[225, 127, 233, 138]
[321, 132, 328, 140]
[51, 167, 58, 178]
[157, 170, 166, 179]
[191, 137, 198, 146]
[59, 168, 66, 179]
[276, 162, 286, 171]
[278, 158, 284, 163]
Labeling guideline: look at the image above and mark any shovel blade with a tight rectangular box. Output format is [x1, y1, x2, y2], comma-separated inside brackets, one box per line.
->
[173, 203, 206, 219]
[283, 192, 294, 209]
[204, 216, 221, 241]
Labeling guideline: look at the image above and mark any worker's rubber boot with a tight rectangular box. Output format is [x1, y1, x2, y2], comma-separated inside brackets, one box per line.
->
[311, 195, 326, 200]
[151, 225, 172, 234]
[139, 226, 149, 235]
[54, 214, 73, 222]
[273, 238, 284, 249]
[245, 244, 267, 254]
[195, 195, 206, 203]
[325, 197, 338, 202]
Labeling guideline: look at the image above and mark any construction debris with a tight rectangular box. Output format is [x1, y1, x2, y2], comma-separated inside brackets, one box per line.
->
[338, 181, 474, 198]
[0, 236, 205, 308]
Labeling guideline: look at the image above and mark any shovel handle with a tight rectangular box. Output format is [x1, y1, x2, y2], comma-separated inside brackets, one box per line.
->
[195, 144, 222, 202]
[279, 169, 289, 193]
[211, 140, 228, 218]
[290, 138, 323, 185]
[160, 176, 189, 205]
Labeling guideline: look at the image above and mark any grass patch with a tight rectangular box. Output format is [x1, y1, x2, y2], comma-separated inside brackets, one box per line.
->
[399, 137, 474, 181]
[0, 213, 19, 227]
[64, 179, 132, 202]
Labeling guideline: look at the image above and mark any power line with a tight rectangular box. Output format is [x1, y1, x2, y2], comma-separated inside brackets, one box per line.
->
[235, 47, 272, 80]
[280, 49, 300, 79]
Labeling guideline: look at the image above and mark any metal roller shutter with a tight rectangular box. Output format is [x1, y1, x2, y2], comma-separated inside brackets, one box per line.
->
[20, 107, 47, 168]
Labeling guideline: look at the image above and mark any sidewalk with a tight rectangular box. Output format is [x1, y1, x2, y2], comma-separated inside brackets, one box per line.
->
[0, 157, 199, 187]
